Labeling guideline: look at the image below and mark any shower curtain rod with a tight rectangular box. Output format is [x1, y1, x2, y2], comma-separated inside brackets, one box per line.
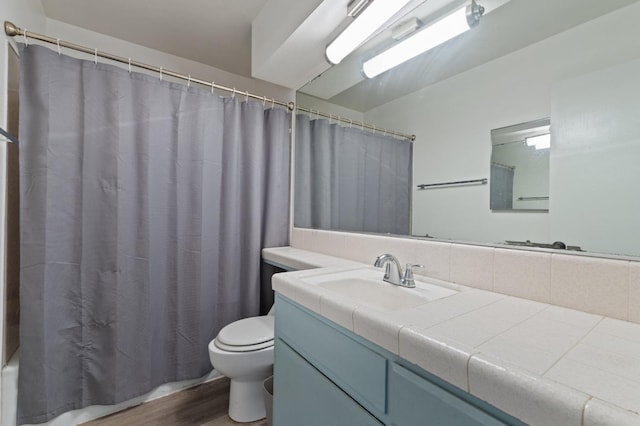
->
[296, 105, 416, 141]
[4, 21, 295, 111]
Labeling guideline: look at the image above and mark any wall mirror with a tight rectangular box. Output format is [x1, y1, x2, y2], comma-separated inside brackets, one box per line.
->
[294, 0, 640, 258]
[490, 118, 550, 211]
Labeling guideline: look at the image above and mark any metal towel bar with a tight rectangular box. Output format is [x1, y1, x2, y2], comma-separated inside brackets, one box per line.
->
[517, 196, 549, 201]
[417, 178, 487, 190]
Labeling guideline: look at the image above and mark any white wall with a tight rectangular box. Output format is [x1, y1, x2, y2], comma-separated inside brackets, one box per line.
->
[364, 3, 640, 247]
[550, 58, 640, 256]
[45, 19, 294, 103]
[296, 92, 364, 123]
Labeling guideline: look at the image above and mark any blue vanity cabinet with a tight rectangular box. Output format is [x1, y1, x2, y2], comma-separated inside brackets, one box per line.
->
[274, 295, 523, 426]
[275, 338, 383, 426]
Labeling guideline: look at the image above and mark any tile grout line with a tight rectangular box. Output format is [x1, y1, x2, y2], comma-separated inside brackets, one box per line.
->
[397, 296, 510, 393]
[447, 244, 453, 283]
[627, 261, 631, 322]
[558, 352, 640, 384]
[580, 396, 593, 426]
[548, 253, 554, 304]
[490, 248, 495, 292]
[404, 296, 540, 382]
[464, 300, 549, 349]
[351, 305, 360, 332]
[491, 249, 498, 296]
[417, 295, 508, 334]
[541, 316, 605, 376]
[465, 351, 481, 394]
[397, 324, 405, 355]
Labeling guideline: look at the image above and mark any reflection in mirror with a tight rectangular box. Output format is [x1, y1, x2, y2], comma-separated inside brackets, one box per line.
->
[295, 0, 640, 258]
[294, 115, 412, 234]
[490, 119, 550, 211]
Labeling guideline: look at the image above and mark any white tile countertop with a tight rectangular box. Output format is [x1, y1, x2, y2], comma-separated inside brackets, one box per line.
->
[262, 246, 361, 270]
[263, 247, 640, 426]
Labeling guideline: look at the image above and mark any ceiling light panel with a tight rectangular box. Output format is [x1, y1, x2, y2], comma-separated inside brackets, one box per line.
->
[326, 0, 413, 65]
[362, 0, 484, 78]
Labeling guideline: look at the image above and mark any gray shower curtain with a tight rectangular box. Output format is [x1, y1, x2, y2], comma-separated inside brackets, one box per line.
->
[17, 45, 290, 424]
[294, 115, 412, 234]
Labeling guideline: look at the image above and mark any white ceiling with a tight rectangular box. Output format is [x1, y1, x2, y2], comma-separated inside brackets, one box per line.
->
[40, 0, 267, 77]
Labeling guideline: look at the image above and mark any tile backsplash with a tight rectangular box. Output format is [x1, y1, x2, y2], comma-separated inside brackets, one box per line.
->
[629, 262, 640, 324]
[550, 256, 629, 320]
[290, 228, 640, 324]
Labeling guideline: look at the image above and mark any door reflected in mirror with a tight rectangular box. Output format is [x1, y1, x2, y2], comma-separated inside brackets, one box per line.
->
[490, 118, 550, 211]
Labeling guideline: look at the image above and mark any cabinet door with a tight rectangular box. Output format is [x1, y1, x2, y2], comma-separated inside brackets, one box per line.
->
[389, 363, 508, 426]
[274, 339, 383, 426]
[276, 296, 387, 414]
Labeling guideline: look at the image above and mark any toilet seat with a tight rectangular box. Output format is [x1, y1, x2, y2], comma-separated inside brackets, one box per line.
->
[214, 316, 274, 352]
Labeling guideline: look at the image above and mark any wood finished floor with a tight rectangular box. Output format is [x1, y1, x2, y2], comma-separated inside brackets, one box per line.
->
[82, 377, 267, 426]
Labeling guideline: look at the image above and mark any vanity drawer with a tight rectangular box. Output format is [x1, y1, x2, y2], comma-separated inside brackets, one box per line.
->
[275, 295, 387, 414]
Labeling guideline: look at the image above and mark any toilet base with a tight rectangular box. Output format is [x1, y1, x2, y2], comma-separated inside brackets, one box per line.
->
[228, 377, 269, 423]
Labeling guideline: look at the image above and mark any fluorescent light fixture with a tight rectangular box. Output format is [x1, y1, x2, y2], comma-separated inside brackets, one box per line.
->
[525, 133, 551, 150]
[362, 0, 484, 78]
[326, 0, 413, 65]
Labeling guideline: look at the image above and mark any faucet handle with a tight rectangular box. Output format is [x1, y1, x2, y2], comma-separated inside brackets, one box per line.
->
[402, 264, 424, 288]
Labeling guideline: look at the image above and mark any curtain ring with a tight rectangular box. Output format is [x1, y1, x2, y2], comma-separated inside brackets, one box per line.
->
[271, 98, 275, 109]
[349, 119, 353, 128]
[232, 88, 236, 98]
[373, 125, 376, 134]
[128, 58, 132, 73]
[187, 75, 191, 88]
[23, 29, 28, 47]
[94, 48, 98, 65]
[211, 81, 215, 95]
[159, 67, 163, 81]
[245, 90, 249, 102]
[56, 38, 61, 55]
[263, 96, 267, 107]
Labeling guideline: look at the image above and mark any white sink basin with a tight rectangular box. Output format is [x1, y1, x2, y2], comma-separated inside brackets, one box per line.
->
[302, 267, 458, 312]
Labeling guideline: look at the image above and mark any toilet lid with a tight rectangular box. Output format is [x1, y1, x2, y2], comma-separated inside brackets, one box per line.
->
[217, 316, 274, 347]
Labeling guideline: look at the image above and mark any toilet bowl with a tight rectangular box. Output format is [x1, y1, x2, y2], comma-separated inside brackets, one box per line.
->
[208, 314, 274, 423]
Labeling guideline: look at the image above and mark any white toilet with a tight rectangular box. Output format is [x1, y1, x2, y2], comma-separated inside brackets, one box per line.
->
[208, 311, 275, 423]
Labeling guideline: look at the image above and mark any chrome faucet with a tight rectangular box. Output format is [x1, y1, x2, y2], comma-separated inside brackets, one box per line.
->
[374, 254, 423, 288]
[374, 254, 403, 285]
